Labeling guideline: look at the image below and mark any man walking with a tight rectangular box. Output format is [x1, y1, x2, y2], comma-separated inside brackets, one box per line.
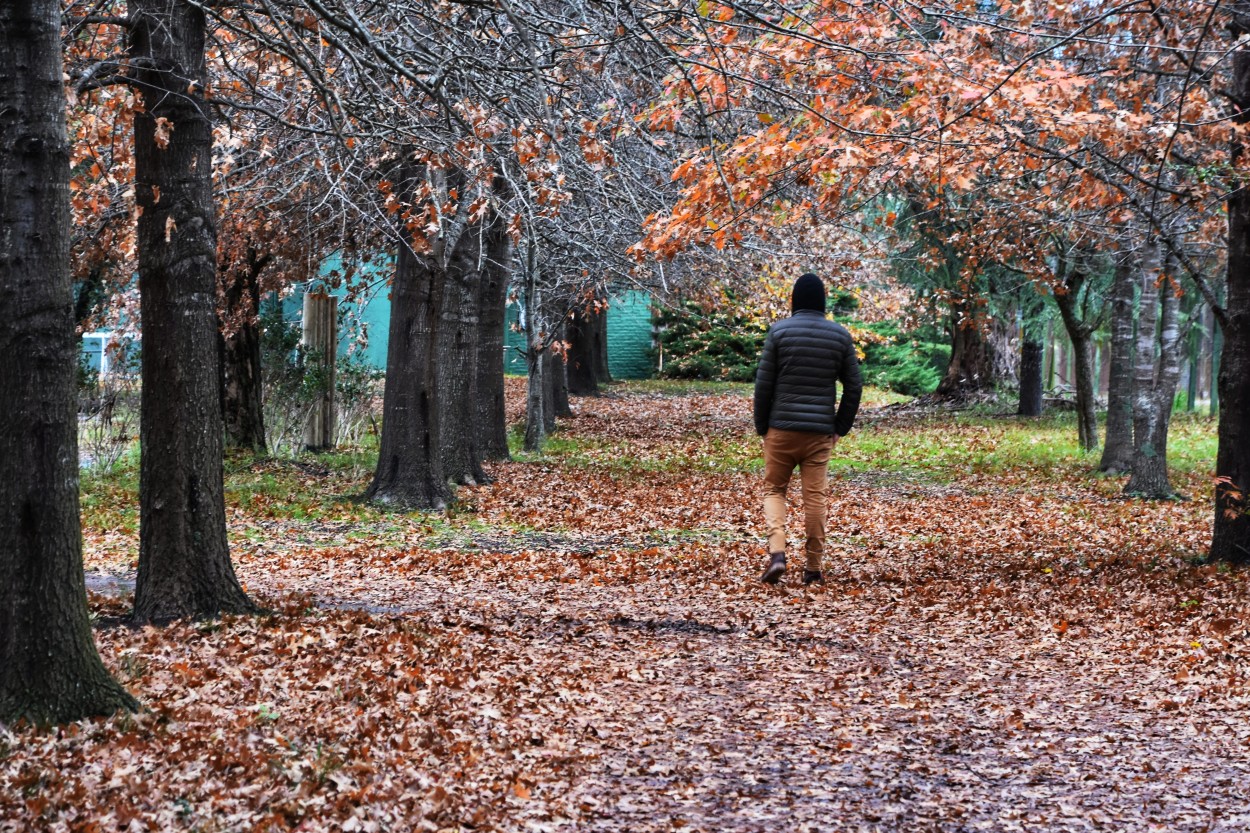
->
[754, 273, 862, 585]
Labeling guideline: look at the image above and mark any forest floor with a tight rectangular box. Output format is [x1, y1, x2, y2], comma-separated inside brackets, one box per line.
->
[5, 380, 1250, 832]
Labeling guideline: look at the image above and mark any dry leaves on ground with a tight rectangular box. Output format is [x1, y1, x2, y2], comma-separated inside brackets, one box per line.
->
[5, 382, 1249, 832]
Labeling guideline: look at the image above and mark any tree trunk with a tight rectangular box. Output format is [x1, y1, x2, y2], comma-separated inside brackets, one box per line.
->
[1186, 305, 1203, 412]
[523, 245, 546, 452]
[1100, 256, 1136, 473]
[474, 195, 512, 462]
[1051, 259, 1099, 452]
[0, 0, 137, 724]
[436, 215, 488, 486]
[593, 302, 611, 384]
[1125, 243, 1183, 498]
[524, 345, 546, 452]
[219, 249, 268, 453]
[936, 303, 994, 400]
[541, 349, 558, 433]
[1212, 43, 1250, 563]
[365, 211, 451, 509]
[548, 323, 572, 420]
[130, 0, 253, 623]
[1018, 339, 1044, 417]
[1071, 332, 1099, 452]
[567, 306, 601, 395]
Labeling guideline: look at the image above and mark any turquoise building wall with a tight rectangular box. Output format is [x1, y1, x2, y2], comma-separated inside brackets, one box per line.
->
[280, 256, 655, 379]
[501, 290, 654, 379]
[605, 291, 654, 380]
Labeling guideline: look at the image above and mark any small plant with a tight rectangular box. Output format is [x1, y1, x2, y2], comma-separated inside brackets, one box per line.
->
[254, 703, 280, 723]
[334, 353, 383, 448]
[78, 339, 140, 474]
[261, 299, 383, 456]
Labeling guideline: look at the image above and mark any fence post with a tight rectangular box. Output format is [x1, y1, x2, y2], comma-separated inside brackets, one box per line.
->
[302, 291, 337, 451]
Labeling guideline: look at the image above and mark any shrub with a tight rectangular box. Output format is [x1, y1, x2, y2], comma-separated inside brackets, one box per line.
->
[655, 301, 765, 382]
[857, 321, 949, 397]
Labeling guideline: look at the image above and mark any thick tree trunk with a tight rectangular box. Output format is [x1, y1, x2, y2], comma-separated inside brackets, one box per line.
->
[0, 0, 136, 723]
[220, 250, 268, 453]
[936, 304, 995, 400]
[1100, 257, 1136, 473]
[474, 198, 512, 462]
[365, 219, 451, 509]
[1018, 339, 1044, 417]
[436, 216, 488, 486]
[1212, 44, 1250, 563]
[1125, 243, 1183, 498]
[567, 306, 601, 395]
[130, 0, 253, 623]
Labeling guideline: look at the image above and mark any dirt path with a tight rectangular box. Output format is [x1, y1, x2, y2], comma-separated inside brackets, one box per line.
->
[85, 550, 1250, 832]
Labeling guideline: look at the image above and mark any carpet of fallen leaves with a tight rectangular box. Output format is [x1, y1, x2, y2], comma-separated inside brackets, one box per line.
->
[6, 381, 1250, 832]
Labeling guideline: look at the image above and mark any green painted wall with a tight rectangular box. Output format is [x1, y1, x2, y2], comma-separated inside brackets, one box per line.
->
[503, 303, 527, 375]
[283, 262, 654, 380]
[606, 291, 654, 380]
[275, 254, 393, 368]
[501, 290, 654, 379]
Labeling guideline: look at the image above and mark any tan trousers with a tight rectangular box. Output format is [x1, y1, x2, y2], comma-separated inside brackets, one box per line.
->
[763, 429, 834, 571]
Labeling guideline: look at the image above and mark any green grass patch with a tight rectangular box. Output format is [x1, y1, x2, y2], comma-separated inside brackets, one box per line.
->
[614, 378, 755, 397]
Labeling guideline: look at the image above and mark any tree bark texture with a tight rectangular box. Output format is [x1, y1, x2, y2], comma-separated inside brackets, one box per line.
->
[1212, 43, 1250, 563]
[129, 0, 253, 623]
[936, 303, 995, 400]
[436, 214, 488, 486]
[1051, 255, 1101, 452]
[567, 306, 602, 395]
[0, 0, 137, 723]
[593, 305, 611, 384]
[524, 345, 546, 451]
[1125, 242, 1183, 498]
[366, 217, 451, 509]
[1069, 331, 1099, 452]
[1100, 256, 1136, 473]
[541, 350, 558, 433]
[474, 198, 512, 462]
[547, 325, 571, 420]
[219, 249, 268, 453]
[1017, 339, 1044, 417]
[523, 247, 546, 451]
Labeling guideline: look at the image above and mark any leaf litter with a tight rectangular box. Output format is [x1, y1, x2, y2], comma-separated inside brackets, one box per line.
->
[6, 383, 1250, 832]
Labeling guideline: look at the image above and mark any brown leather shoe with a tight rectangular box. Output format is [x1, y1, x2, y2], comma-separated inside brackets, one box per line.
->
[761, 552, 786, 584]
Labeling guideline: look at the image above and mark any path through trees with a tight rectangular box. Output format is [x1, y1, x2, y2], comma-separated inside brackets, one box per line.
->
[8, 383, 1245, 829]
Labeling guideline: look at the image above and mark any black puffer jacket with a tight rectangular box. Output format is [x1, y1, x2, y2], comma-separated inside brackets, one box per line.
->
[753, 310, 862, 436]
